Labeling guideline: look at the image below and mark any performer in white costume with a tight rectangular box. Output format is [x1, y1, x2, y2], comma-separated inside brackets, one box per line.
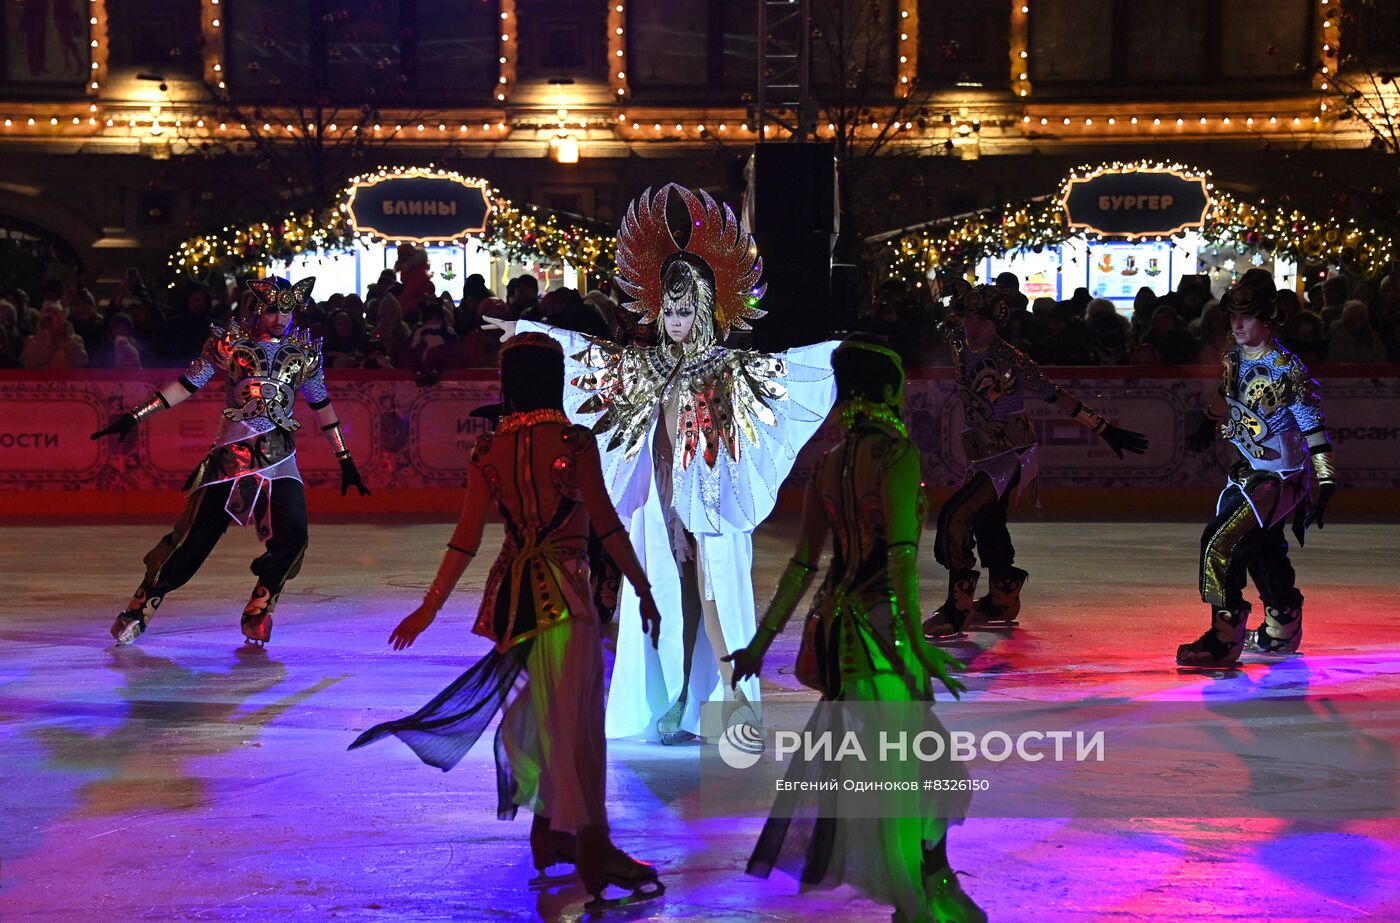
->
[484, 184, 837, 742]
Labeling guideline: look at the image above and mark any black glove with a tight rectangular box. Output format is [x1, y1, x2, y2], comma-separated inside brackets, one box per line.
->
[91, 413, 138, 442]
[1291, 482, 1337, 547]
[339, 457, 371, 497]
[1100, 424, 1149, 459]
[1186, 415, 1217, 453]
[1306, 481, 1335, 531]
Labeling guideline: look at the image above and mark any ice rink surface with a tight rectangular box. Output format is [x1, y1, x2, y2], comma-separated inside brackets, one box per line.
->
[2, 516, 1398, 922]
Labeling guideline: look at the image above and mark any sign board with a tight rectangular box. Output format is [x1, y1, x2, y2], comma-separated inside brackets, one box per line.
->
[347, 172, 492, 243]
[1061, 167, 1211, 239]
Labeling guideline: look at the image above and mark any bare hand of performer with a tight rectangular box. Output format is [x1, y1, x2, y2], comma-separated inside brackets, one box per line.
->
[389, 604, 436, 650]
[912, 638, 968, 699]
[638, 593, 662, 649]
[479, 316, 518, 342]
[91, 413, 137, 442]
[723, 645, 763, 688]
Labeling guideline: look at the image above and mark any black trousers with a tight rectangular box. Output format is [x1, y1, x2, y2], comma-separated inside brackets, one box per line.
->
[127, 478, 309, 615]
[934, 470, 1016, 575]
[1199, 482, 1302, 611]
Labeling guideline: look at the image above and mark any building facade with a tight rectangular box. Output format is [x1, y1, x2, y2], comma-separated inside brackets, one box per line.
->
[0, 0, 1394, 293]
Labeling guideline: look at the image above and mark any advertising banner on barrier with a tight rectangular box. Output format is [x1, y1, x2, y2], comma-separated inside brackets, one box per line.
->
[1, 371, 1396, 494]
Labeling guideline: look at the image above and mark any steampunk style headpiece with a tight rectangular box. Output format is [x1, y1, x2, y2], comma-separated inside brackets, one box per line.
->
[246, 276, 315, 334]
[614, 184, 767, 335]
[1224, 268, 1280, 326]
[954, 283, 1013, 326]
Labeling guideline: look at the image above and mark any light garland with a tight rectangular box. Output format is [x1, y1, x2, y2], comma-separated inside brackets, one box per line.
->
[89, 0, 109, 96]
[609, 2, 629, 100]
[1315, 0, 1338, 94]
[497, 0, 516, 103]
[896, 0, 916, 96]
[167, 165, 617, 282]
[202, 0, 226, 94]
[1010, 1, 1030, 98]
[875, 159, 1396, 286]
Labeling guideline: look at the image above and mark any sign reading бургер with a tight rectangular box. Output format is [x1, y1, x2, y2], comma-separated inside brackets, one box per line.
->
[1060, 165, 1212, 239]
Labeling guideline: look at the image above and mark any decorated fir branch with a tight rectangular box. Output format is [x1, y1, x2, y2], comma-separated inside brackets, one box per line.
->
[167, 166, 618, 284]
[875, 160, 1397, 287]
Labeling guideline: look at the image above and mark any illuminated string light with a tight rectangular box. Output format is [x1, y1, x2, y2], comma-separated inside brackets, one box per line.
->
[609, 2, 629, 101]
[877, 159, 1395, 286]
[897, 0, 917, 96]
[168, 166, 619, 283]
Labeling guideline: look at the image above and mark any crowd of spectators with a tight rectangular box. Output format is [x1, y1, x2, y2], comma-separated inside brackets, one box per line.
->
[0, 260, 627, 378]
[4, 257, 1398, 374]
[862, 269, 1400, 368]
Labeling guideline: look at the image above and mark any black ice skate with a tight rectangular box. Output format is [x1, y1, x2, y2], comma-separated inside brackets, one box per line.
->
[110, 611, 148, 646]
[577, 826, 664, 912]
[1176, 604, 1248, 668]
[922, 865, 988, 923]
[529, 814, 577, 882]
[972, 566, 1028, 628]
[1245, 604, 1303, 655]
[111, 586, 160, 646]
[924, 571, 979, 642]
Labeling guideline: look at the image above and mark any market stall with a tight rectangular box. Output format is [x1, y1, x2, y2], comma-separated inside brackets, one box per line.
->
[167, 166, 617, 299]
[874, 160, 1396, 314]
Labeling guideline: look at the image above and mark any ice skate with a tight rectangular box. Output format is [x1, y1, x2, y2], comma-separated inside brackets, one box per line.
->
[577, 827, 664, 912]
[240, 585, 276, 646]
[924, 571, 979, 642]
[111, 587, 160, 646]
[1176, 604, 1248, 668]
[529, 814, 576, 874]
[972, 566, 1027, 628]
[1245, 604, 1303, 655]
[656, 693, 696, 746]
[923, 866, 987, 923]
[110, 611, 148, 646]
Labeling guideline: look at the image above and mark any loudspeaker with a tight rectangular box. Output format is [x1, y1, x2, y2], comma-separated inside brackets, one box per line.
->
[749, 142, 837, 349]
[751, 142, 837, 234]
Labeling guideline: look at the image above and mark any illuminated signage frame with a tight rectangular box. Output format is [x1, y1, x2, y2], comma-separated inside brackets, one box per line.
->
[1059, 165, 1212, 241]
[345, 168, 494, 244]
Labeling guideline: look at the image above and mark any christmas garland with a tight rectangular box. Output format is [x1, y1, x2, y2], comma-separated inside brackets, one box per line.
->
[874, 160, 1396, 287]
[168, 166, 617, 284]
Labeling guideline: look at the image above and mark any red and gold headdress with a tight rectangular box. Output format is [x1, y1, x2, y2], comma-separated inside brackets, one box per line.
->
[614, 184, 767, 332]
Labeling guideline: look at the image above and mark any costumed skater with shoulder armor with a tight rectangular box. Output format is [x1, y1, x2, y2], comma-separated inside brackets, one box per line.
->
[92, 276, 370, 646]
[924, 283, 1149, 641]
[1177, 268, 1337, 668]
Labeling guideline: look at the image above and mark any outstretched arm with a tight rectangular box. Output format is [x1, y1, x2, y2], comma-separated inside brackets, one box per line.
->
[725, 476, 829, 685]
[388, 470, 492, 650]
[1014, 351, 1148, 458]
[90, 351, 213, 441]
[574, 439, 662, 648]
[884, 443, 966, 699]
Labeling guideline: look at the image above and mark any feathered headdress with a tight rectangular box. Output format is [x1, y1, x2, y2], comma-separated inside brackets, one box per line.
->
[614, 184, 766, 332]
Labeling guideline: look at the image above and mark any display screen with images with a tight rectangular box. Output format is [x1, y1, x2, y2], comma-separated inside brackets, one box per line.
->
[1087, 241, 1174, 302]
